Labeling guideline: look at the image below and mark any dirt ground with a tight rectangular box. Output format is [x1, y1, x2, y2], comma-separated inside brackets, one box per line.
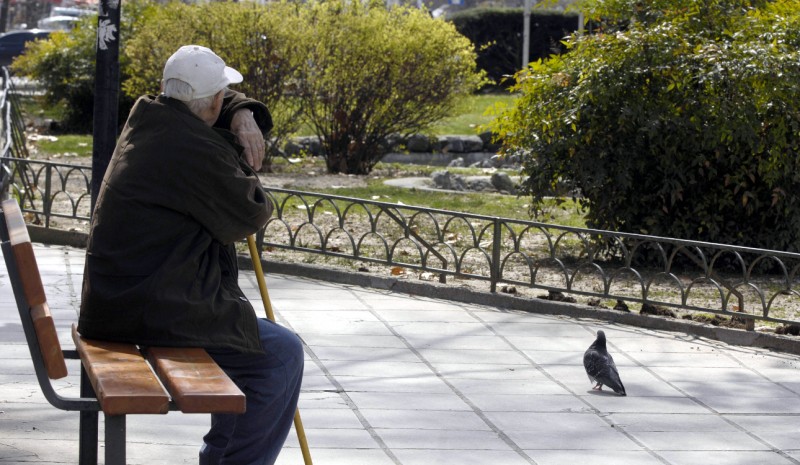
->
[258, 171, 370, 190]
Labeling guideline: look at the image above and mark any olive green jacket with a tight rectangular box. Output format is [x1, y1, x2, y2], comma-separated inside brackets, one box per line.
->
[78, 91, 272, 354]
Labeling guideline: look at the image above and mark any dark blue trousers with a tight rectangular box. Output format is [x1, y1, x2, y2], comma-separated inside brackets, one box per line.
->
[200, 318, 304, 465]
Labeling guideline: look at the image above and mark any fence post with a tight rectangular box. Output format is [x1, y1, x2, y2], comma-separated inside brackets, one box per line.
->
[43, 164, 51, 228]
[490, 218, 501, 293]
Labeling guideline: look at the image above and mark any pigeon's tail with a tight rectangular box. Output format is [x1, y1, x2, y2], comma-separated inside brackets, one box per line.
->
[606, 375, 626, 396]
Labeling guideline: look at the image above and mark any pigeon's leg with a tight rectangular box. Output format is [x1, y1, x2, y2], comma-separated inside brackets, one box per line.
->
[593, 383, 603, 391]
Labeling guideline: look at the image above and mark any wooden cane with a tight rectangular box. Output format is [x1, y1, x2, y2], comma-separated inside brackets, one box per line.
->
[246, 234, 313, 465]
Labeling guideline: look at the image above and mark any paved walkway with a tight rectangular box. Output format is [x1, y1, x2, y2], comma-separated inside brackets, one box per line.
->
[2, 244, 800, 465]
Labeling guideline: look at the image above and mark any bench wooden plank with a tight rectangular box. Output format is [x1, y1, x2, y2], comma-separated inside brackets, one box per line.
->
[12, 242, 46, 307]
[147, 347, 246, 414]
[31, 303, 68, 379]
[2, 200, 69, 380]
[71, 325, 170, 416]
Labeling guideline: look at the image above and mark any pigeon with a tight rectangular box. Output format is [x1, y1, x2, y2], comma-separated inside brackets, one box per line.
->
[583, 330, 626, 396]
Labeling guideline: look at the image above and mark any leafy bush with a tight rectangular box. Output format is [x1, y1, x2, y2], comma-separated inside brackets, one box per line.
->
[294, 0, 486, 175]
[448, 7, 579, 89]
[491, 0, 800, 252]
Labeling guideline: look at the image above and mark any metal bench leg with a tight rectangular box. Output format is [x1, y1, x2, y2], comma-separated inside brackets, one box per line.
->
[104, 414, 126, 465]
[79, 366, 99, 465]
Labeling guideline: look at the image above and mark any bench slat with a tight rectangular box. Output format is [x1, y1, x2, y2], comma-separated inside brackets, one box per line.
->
[31, 303, 68, 379]
[71, 325, 170, 416]
[12, 242, 46, 307]
[147, 347, 246, 414]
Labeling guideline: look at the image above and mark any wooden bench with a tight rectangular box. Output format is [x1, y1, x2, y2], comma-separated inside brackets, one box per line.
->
[0, 199, 246, 465]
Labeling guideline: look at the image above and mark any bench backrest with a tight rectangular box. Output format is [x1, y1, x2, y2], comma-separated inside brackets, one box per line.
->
[1, 199, 68, 379]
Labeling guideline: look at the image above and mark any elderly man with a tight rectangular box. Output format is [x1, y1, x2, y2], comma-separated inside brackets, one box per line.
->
[78, 45, 304, 465]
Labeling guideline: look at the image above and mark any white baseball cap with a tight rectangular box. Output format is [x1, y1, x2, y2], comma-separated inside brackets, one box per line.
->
[162, 45, 243, 101]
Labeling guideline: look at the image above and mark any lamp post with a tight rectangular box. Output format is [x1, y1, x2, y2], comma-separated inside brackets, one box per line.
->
[91, 0, 121, 214]
[522, 0, 531, 69]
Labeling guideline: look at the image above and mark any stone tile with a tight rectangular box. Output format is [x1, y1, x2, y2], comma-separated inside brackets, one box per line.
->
[323, 360, 434, 378]
[507, 428, 641, 450]
[274, 448, 396, 465]
[391, 448, 533, 465]
[671, 380, 798, 398]
[465, 393, 591, 413]
[626, 351, 742, 368]
[302, 334, 407, 349]
[488, 322, 591, 338]
[282, 427, 379, 449]
[372, 309, 480, 323]
[526, 450, 664, 465]
[298, 391, 351, 410]
[581, 395, 708, 414]
[609, 413, 738, 432]
[377, 428, 510, 450]
[483, 411, 610, 433]
[629, 431, 769, 451]
[282, 309, 381, 321]
[335, 375, 453, 394]
[432, 363, 542, 380]
[504, 335, 589, 352]
[752, 431, 800, 451]
[346, 391, 471, 411]
[471, 310, 563, 323]
[311, 345, 421, 362]
[699, 396, 800, 414]
[268, 298, 370, 311]
[360, 408, 491, 431]
[658, 451, 796, 465]
[416, 348, 531, 365]
[291, 407, 365, 430]
[286, 319, 393, 336]
[650, 366, 768, 384]
[391, 321, 496, 338]
[447, 377, 571, 396]
[726, 414, 800, 432]
[401, 335, 512, 351]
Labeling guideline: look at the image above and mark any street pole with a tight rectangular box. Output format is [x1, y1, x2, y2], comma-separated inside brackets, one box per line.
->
[91, 0, 121, 214]
[0, 0, 9, 33]
[522, 0, 531, 69]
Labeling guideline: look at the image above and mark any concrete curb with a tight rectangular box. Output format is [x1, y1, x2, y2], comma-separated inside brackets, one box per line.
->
[27, 226, 800, 355]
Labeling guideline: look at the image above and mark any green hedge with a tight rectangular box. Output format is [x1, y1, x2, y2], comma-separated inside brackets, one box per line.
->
[491, 0, 800, 252]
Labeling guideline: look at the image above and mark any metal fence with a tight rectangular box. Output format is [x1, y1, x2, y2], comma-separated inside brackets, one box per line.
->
[4, 70, 800, 329]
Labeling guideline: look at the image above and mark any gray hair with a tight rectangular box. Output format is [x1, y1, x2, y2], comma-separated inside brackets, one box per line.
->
[162, 78, 217, 116]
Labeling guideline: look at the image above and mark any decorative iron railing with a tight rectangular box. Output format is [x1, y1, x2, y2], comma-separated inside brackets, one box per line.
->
[3, 70, 800, 329]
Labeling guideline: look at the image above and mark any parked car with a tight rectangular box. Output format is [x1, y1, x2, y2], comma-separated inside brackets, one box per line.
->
[0, 29, 51, 68]
[37, 16, 80, 31]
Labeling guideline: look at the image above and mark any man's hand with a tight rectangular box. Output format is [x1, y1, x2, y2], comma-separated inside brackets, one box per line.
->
[230, 109, 265, 172]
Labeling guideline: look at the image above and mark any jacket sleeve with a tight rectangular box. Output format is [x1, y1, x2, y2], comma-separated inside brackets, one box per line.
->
[182, 145, 272, 245]
[215, 89, 274, 135]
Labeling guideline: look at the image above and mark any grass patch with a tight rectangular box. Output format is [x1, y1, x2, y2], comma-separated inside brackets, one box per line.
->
[33, 134, 93, 158]
[428, 93, 517, 136]
[308, 178, 585, 226]
[18, 94, 65, 122]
